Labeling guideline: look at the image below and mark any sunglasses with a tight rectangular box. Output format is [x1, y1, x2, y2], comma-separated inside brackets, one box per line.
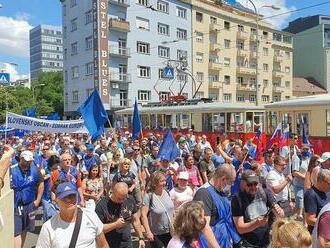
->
[134, 149, 140, 151]
[247, 182, 258, 187]
[62, 159, 71, 162]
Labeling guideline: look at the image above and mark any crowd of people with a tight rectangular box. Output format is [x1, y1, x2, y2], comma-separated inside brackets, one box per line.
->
[1, 129, 330, 248]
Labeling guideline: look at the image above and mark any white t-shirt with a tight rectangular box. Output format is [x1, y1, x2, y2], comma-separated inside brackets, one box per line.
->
[169, 187, 194, 209]
[36, 208, 103, 248]
[266, 169, 289, 202]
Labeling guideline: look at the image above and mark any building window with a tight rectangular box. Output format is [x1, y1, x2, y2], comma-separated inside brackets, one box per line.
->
[263, 63, 268, 72]
[71, 18, 77, 32]
[283, 35, 292, 44]
[158, 46, 170, 58]
[210, 16, 217, 24]
[237, 95, 245, 102]
[136, 17, 150, 30]
[263, 79, 269, 87]
[137, 41, 150, 54]
[120, 90, 128, 106]
[251, 28, 257, 35]
[285, 81, 290, 88]
[224, 57, 231, 67]
[262, 95, 269, 103]
[85, 10, 92, 24]
[196, 72, 204, 81]
[157, 0, 169, 13]
[176, 7, 186, 19]
[285, 51, 290, 59]
[138, 66, 150, 78]
[195, 32, 203, 42]
[196, 12, 203, 22]
[72, 91, 79, 103]
[177, 49, 187, 60]
[285, 67, 290, 73]
[85, 36, 92, 50]
[86, 88, 94, 97]
[136, 0, 148, 6]
[224, 39, 231, 48]
[195, 52, 203, 63]
[224, 21, 230, 30]
[237, 40, 244, 49]
[263, 47, 269, 56]
[238, 25, 244, 31]
[177, 73, 187, 82]
[224, 75, 230, 84]
[85, 62, 93, 75]
[70, 0, 77, 7]
[159, 91, 170, 101]
[273, 95, 281, 102]
[223, 94, 231, 103]
[64, 49, 67, 60]
[64, 70, 68, 83]
[71, 66, 79, 78]
[177, 28, 187, 40]
[63, 26, 67, 38]
[273, 32, 282, 42]
[158, 69, 165, 79]
[158, 23, 169, 35]
[138, 90, 151, 101]
[71, 42, 78, 55]
[237, 76, 244, 84]
[263, 31, 268, 40]
[249, 94, 256, 102]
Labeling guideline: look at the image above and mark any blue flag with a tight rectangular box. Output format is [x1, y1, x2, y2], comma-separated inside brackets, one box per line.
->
[23, 107, 37, 117]
[132, 98, 141, 140]
[158, 129, 180, 161]
[78, 89, 108, 142]
[46, 112, 59, 120]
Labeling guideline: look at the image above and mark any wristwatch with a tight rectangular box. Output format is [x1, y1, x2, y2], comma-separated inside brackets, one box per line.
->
[139, 237, 144, 241]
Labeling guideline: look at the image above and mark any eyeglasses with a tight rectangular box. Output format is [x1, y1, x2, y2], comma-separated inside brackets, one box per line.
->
[247, 182, 258, 187]
[134, 149, 140, 151]
[62, 159, 71, 162]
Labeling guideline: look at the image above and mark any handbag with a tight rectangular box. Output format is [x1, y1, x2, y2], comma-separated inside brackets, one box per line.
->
[69, 207, 83, 248]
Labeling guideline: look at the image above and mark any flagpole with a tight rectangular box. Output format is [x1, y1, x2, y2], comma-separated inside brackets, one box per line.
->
[4, 111, 8, 145]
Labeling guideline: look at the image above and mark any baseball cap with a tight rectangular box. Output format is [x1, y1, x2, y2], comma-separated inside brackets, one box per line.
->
[318, 152, 330, 163]
[318, 211, 330, 240]
[178, 171, 189, 180]
[86, 144, 94, 151]
[55, 182, 78, 199]
[241, 170, 259, 184]
[178, 137, 186, 144]
[20, 150, 34, 162]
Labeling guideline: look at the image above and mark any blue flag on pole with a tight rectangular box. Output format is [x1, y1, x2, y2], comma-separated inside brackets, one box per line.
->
[46, 112, 60, 120]
[78, 89, 108, 142]
[23, 107, 37, 117]
[158, 129, 180, 161]
[132, 98, 141, 140]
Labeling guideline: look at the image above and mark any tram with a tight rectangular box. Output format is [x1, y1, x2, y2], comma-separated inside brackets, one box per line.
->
[264, 93, 330, 137]
[115, 98, 265, 134]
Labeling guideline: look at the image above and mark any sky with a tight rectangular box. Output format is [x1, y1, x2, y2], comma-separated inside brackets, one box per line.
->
[0, 0, 329, 79]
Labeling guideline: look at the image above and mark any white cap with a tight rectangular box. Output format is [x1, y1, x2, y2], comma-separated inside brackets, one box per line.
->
[178, 171, 189, 180]
[318, 152, 330, 163]
[20, 150, 34, 162]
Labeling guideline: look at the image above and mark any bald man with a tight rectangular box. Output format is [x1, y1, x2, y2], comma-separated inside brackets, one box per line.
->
[95, 182, 145, 248]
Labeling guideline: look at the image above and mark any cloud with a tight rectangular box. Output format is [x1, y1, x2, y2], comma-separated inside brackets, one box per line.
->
[0, 62, 29, 81]
[0, 15, 33, 58]
[237, 0, 296, 28]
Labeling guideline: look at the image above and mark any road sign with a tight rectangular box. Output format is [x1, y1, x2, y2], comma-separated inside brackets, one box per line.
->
[163, 66, 175, 79]
[0, 73, 10, 86]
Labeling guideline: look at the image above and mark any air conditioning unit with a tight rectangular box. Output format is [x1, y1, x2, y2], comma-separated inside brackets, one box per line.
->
[112, 83, 119, 89]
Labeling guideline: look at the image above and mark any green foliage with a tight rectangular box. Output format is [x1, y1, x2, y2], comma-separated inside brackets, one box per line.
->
[0, 71, 63, 124]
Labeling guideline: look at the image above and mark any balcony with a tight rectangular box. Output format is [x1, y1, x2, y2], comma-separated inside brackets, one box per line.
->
[273, 55, 283, 62]
[237, 49, 249, 57]
[109, 72, 131, 83]
[209, 23, 222, 32]
[250, 34, 258, 42]
[237, 66, 256, 75]
[208, 81, 222, 88]
[237, 30, 249, 40]
[250, 51, 257, 58]
[109, 0, 130, 7]
[209, 43, 221, 51]
[108, 46, 130, 58]
[236, 83, 256, 91]
[208, 61, 222, 70]
[272, 85, 284, 93]
[109, 18, 130, 32]
[273, 70, 285, 78]
[110, 99, 132, 108]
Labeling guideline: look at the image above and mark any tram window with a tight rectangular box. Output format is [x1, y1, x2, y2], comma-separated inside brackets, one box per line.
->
[296, 113, 309, 136]
[268, 112, 278, 134]
[282, 113, 293, 134]
[246, 112, 253, 132]
[182, 114, 189, 129]
[253, 112, 264, 132]
[213, 113, 225, 133]
[157, 114, 164, 128]
[229, 112, 243, 132]
[327, 110, 330, 136]
[202, 113, 212, 132]
[150, 115, 156, 129]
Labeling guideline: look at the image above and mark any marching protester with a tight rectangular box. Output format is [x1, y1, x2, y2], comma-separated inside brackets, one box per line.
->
[304, 155, 320, 190]
[0, 145, 15, 194]
[36, 182, 108, 248]
[170, 171, 194, 209]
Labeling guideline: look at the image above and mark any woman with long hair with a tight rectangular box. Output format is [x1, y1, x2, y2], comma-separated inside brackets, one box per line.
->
[304, 155, 320, 190]
[167, 201, 208, 248]
[141, 171, 174, 248]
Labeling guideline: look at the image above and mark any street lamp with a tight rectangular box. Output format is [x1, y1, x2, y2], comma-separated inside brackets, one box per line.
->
[32, 83, 45, 101]
[247, 0, 280, 106]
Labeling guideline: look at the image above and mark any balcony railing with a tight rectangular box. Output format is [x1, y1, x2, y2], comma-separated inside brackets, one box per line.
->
[108, 46, 130, 57]
[109, 0, 130, 7]
[208, 81, 222, 88]
[272, 85, 284, 93]
[109, 72, 131, 83]
[237, 49, 249, 57]
[236, 66, 256, 75]
[237, 30, 249, 40]
[110, 99, 132, 108]
[209, 23, 222, 32]
[273, 55, 283, 62]
[109, 18, 130, 32]
[236, 83, 256, 91]
[250, 51, 257, 58]
[209, 43, 221, 51]
[208, 61, 222, 70]
[250, 34, 258, 41]
[273, 70, 285, 78]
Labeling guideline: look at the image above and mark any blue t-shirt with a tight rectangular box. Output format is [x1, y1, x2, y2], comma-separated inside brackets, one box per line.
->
[212, 154, 225, 168]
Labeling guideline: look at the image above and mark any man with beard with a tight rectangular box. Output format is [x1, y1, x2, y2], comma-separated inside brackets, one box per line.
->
[232, 170, 284, 248]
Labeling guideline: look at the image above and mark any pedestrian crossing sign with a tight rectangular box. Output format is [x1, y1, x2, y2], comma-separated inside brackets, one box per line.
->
[0, 73, 10, 86]
[163, 66, 175, 79]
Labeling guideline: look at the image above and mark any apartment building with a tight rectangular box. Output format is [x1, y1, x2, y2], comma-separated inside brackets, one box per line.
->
[29, 25, 63, 80]
[61, 0, 192, 119]
[284, 15, 330, 90]
[190, 0, 293, 105]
